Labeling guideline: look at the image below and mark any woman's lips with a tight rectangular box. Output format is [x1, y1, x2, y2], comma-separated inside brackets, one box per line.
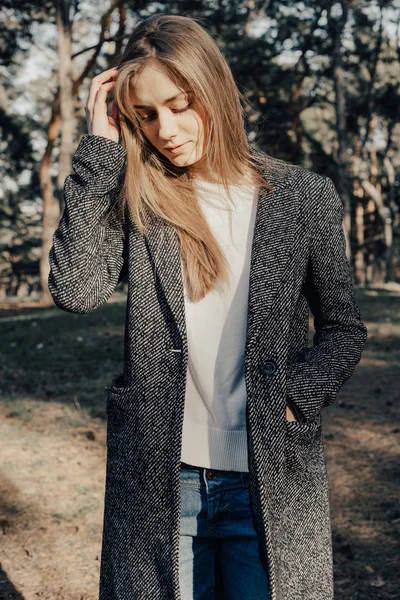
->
[167, 142, 188, 154]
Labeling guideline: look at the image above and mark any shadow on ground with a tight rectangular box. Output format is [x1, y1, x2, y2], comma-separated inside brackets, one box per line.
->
[0, 563, 25, 600]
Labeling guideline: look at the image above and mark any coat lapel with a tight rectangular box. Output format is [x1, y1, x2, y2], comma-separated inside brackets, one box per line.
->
[246, 175, 299, 343]
[144, 152, 299, 347]
[144, 213, 187, 345]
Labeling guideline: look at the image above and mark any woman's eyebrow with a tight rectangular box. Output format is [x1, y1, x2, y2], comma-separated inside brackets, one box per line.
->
[133, 90, 192, 109]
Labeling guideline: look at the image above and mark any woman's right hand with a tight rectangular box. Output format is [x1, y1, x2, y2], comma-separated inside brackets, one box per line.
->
[286, 405, 298, 422]
[85, 67, 121, 143]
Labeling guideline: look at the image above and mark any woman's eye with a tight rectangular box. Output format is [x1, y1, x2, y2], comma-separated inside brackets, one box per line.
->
[140, 114, 156, 122]
[139, 102, 192, 122]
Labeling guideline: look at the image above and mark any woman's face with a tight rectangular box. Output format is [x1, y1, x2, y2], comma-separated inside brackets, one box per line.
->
[129, 63, 208, 177]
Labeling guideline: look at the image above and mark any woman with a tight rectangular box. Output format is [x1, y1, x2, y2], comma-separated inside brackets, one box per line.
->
[48, 14, 368, 600]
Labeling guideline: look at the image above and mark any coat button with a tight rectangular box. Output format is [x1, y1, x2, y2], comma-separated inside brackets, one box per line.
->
[260, 360, 278, 376]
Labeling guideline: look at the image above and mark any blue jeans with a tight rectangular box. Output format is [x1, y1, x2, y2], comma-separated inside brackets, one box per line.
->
[179, 461, 271, 600]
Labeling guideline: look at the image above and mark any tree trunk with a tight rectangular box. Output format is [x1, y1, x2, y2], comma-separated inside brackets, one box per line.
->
[56, 0, 75, 200]
[383, 154, 395, 282]
[39, 0, 125, 303]
[331, 1, 352, 262]
[39, 0, 74, 304]
[39, 97, 61, 304]
[354, 201, 365, 285]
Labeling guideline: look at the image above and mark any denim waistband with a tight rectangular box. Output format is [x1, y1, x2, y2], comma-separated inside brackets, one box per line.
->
[180, 461, 249, 489]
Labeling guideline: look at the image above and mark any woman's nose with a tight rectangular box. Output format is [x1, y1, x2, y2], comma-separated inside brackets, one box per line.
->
[157, 111, 179, 140]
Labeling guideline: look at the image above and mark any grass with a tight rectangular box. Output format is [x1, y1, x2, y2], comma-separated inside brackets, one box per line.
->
[0, 293, 127, 417]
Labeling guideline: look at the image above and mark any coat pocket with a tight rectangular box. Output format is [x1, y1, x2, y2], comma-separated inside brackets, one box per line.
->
[105, 370, 148, 413]
[106, 384, 138, 414]
[283, 414, 323, 510]
[285, 412, 321, 435]
[105, 385, 143, 457]
[284, 413, 322, 468]
[285, 396, 304, 422]
[104, 389, 143, 502]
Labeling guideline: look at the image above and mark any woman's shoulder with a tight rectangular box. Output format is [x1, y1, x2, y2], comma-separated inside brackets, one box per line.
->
[249, 145, 343, 224]
[250, 143, 327, 191]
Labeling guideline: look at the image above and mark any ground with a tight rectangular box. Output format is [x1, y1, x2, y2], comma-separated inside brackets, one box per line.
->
[0, 285, 399, 600]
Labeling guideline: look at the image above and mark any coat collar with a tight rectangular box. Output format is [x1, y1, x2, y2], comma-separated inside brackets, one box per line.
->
[144, 149, 299, 350]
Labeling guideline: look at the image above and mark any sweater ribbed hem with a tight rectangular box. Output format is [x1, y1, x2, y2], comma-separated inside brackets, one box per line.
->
[180, 422, 249, 472]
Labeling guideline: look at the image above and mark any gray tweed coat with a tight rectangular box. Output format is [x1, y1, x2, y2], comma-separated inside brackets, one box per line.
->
[48, 134, 368, 600]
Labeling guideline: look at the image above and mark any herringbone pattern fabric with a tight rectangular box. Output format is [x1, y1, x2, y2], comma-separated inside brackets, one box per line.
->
[49, 134, 368, 600]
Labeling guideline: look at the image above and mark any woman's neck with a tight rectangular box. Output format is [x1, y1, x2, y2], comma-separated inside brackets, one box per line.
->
[190, 166, 259, 187]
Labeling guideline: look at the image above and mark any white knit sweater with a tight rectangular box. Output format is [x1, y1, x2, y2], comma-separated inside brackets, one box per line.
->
[180, 179, 260, 472]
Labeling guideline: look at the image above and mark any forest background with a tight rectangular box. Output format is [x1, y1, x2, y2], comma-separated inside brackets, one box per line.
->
[0, 1, 399, 599]
[1, 0, 400, 297]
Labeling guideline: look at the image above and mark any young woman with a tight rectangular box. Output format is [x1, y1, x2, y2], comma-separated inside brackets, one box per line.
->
[48, 14, 368, 600]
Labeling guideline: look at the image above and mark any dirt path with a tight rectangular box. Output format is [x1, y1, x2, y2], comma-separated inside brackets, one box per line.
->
[0, 401, 106, 600]
[1, 286, 399, 599]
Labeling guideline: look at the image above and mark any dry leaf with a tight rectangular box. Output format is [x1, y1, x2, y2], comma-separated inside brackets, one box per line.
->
[370, 575, 385, 587]
[364, 564, 375, 573]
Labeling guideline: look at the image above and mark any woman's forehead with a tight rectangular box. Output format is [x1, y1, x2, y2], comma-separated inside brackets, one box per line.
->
[129, 64, 187, 106]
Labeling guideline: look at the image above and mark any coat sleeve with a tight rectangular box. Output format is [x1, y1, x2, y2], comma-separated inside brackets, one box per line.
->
[286, 175, 368, 421]
[48, 134, 128, 314]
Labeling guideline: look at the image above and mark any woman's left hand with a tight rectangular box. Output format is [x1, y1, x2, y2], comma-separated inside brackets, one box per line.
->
[286, 405, 298, 422]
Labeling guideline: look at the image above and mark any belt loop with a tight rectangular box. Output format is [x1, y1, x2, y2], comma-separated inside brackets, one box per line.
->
[202, 467, 209, 492]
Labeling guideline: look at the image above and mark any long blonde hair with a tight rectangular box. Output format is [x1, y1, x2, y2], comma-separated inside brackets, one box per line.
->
[113, 14, 272, 302]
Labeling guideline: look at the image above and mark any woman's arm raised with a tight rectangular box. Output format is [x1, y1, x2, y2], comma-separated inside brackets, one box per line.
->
[48, 134, 128, 313]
